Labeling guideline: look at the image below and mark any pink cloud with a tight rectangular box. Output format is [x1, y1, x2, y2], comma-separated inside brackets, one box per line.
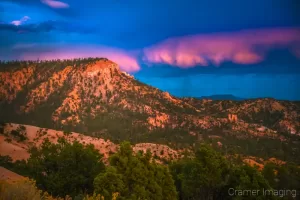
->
[41, 0, 69, 8]
[143, 28, 300, 68]
[20, 45, 140, 73]
[11, 16, 30, 26]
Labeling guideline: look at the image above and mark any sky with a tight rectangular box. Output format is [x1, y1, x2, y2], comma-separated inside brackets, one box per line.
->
[0, 0, 300, 100]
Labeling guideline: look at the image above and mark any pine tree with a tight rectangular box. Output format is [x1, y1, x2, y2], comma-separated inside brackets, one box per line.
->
[94, 141, 177, 200]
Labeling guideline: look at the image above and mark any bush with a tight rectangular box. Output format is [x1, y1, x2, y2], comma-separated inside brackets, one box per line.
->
[63, 131, 71, 136]
[94, 141, 177, 200]
[0, 179, 71, 200]
[19, 125, 26, 131]
[10, 130, 27, 141]
[0, 155, 13, 169]
[26, 137, 105, 198]
[160, 149, 164, 155]
[0, 179, 42, 200]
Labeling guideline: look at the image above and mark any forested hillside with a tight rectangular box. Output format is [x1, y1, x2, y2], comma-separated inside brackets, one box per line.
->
[0, 58, 300, 199]
[0, 58, 300, 163]
[1, 139, 299, 199]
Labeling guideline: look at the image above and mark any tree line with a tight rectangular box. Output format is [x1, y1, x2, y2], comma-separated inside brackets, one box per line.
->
[0, 138, 300, 200]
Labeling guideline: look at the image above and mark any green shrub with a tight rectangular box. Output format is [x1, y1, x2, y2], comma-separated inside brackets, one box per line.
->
[26, 137, 105, 198]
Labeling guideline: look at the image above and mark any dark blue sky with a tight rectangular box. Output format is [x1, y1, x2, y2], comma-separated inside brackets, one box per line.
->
[0, 0, 300, 100]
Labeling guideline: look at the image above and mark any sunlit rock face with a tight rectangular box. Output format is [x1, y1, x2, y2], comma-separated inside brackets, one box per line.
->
[228, 114, 238, 122]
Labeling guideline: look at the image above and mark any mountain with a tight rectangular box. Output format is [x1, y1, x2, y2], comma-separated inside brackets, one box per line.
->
[0, 58, 201, 142]
[0, 58, 300, 163]
[197, 94, 245, 101]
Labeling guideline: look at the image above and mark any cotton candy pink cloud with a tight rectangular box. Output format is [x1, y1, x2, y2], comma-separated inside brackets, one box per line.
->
[143, 28, 300, 68]
[20, 45, 140, 72]
[41, 0, 69, 8]
[11, 16, 30, 26]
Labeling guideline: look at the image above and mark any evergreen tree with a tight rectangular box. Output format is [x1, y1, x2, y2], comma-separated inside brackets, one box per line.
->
[226, 165, 274, 200]
[170, 144, 230, 200]
[26, 137, 105, 197]
[262, 162, 277, 188]
[94, 141, 177, 200]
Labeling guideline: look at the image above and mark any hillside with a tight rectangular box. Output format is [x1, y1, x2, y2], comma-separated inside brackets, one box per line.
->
[0, 166, 25, 183]
[181, 97, 300, 133]
[0, 58, 300, 163]
[0, 123, 181, 163]
[0, 122, 289, 171]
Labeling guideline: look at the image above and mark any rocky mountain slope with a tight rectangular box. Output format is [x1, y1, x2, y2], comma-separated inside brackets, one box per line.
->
[0, 122, 287, 170]
[182, 97, 300, 134]
[0, 123, 181, 162]
[0, 58, 300, 163]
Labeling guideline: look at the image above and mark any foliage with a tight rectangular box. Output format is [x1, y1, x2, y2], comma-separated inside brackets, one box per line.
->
[0, 155, 30, 177]
[170, 144, 230, 199]
[263, 162, 300, 195]
[0, 58, 108, 70]
[0, 179, 42, 200]
[169, 144, 298, 200]
[262, 162, 277, 188]
[82, 193, 105, 200]
[226, 165, 274, 200]
[26, 137, 105, 198]
[94, 141, 177, 200]
[205, 133, 300, 164]
[2, 140, 300, 200]
[10, 129, 27, 142]
[82, 192, 119, 200]
[0, 179, 71, 200]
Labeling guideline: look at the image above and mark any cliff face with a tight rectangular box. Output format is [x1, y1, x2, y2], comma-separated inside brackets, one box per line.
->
[0, 58, 300, 147]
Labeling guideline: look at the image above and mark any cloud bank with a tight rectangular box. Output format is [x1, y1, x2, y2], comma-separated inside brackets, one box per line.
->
[41, 0, 69, 8]
[11, 16, 30, 26]
[0, 20, 94, 34]
[143, 28, 300, 68]
[4, 27, 300, 73]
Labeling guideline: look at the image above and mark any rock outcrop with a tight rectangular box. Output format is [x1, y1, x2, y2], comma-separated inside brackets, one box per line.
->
[228, 114, 238, 122]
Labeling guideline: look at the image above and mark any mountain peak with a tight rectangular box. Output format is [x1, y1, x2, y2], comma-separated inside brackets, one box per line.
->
[84, 59, 119, 75]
